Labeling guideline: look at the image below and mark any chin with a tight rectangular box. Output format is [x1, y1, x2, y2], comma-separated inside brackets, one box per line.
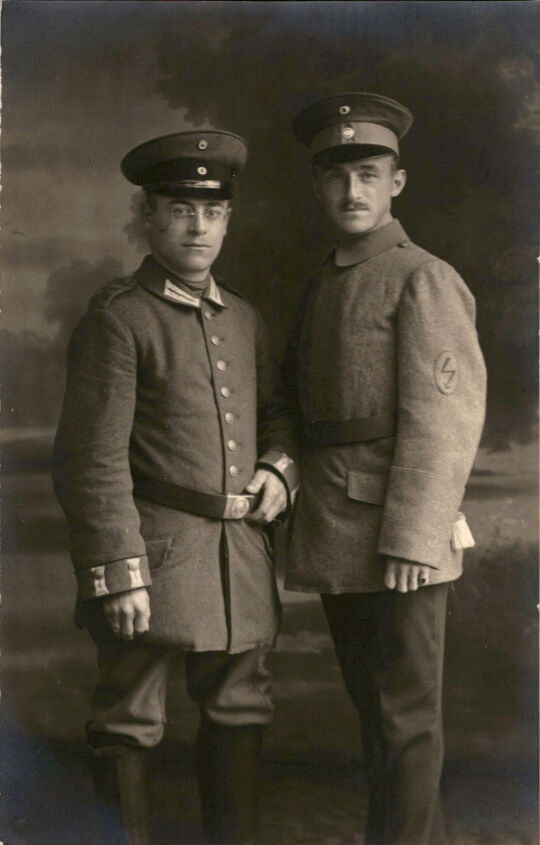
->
[174, 256, 213, 274]
[338, 223, 372, 238]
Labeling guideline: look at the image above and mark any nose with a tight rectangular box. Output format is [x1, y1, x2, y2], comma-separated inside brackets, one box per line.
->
[345, 172, 363, 202]
[188, 210, 207, 234]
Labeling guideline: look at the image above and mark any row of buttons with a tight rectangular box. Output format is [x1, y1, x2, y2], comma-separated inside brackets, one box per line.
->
[204, 306, 242, 479]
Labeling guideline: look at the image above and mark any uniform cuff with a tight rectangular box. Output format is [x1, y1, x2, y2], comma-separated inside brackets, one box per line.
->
[76, 555, 152, 600]
[256, 450, 299, 520]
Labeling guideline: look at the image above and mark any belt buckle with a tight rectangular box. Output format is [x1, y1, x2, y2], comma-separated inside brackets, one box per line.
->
[225, 494, 254, 519]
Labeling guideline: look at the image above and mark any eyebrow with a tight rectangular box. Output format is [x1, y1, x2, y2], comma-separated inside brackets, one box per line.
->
[168, 200, 226, 209]
[328, 164, 381, 174]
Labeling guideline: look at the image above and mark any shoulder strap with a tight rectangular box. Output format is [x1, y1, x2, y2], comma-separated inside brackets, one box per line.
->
[88, 276, 138, 310]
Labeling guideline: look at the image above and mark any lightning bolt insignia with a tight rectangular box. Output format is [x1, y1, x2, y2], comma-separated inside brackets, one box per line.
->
[434, 351, 459, 395]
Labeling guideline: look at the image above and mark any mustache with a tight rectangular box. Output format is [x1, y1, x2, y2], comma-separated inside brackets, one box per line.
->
[339, 202, 370, 211]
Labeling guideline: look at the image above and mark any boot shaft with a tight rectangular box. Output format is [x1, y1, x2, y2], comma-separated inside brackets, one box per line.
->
[196, 721, 263, 845]
[89, 747, 151, 845]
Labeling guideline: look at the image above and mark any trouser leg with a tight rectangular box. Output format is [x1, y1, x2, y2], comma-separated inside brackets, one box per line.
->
[379, 585, 448, 845]
[322, 585, 448, 845]
[186, 646, 273, 845]
[321, 593, 388, 845]
[85, 616, 173, 844]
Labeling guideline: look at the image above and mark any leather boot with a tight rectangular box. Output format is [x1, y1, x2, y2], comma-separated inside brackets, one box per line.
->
[89, 745, 151, 845]
[195, 719, 263, 845]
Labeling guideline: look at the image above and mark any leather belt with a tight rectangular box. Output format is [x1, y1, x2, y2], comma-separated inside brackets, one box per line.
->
[132, 471, 258, 520]
[303, 414, 396, 446]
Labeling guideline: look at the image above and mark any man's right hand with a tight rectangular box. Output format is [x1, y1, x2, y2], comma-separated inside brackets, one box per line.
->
[102, 587, 151, 640]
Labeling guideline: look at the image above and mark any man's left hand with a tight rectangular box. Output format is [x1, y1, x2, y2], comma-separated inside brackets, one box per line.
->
[245, 469, 287, 523]
[385, 557, 432, 593]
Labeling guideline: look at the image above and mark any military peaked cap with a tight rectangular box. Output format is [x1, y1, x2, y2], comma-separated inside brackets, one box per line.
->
[293, 92, 413, 161]
[121, 130, 248, 199]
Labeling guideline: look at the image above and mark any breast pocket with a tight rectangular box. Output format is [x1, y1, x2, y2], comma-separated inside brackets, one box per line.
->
[346, 470, 387, 506]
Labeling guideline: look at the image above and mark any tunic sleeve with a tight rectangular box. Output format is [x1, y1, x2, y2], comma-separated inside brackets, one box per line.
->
[377, 259, 487, 568]
[53, 307, 151, 599]
[254, 309, 299, 501]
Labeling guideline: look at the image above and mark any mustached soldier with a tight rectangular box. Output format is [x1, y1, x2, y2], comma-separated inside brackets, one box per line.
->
[53, 130, 298, 845]
[284, 94, 486, 844]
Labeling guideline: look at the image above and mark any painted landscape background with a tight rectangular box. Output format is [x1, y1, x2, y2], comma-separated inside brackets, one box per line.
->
[1, 3, 538, 843]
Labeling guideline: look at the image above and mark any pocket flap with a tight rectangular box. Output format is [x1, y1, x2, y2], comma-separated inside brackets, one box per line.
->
[145, 538, 173, 570]
[347, 471, 387, 505]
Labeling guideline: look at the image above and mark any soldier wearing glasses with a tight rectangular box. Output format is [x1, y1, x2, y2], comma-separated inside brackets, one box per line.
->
[53, 130, 298, 845]
[284, 94, 486, 844]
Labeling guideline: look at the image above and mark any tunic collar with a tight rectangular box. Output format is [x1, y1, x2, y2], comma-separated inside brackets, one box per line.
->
[134, 255, 227, 309]
[334, 219, 409, 267]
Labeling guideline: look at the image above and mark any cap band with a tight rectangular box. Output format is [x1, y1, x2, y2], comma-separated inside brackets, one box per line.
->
[172, 180, 223, 190]
[310, 121, 399, 157]
[144, 181, 233, 199]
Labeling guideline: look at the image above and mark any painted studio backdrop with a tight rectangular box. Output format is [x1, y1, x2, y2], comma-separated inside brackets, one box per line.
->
[2, 2, 538, 844]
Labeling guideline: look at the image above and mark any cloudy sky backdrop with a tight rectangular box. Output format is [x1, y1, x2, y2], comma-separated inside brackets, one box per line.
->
[2, 1, 539, 448]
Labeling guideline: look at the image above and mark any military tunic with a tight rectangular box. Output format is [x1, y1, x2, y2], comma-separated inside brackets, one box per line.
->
[53, 255, 297, 653]
[284, 219, 486, 593]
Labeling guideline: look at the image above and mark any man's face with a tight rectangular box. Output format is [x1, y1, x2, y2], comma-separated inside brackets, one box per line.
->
[144, 195, 231, 280]
[312, 154, 406, 239]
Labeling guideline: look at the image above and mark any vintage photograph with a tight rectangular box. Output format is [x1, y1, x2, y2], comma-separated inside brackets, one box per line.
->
[1, 2, 538, 844]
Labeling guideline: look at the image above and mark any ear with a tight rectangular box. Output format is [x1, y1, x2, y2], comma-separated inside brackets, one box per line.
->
[310, 167, 323, 203]
[143, 201, 154, 231]
[391, 168, 407, 198]
[222, 204, 232, 235]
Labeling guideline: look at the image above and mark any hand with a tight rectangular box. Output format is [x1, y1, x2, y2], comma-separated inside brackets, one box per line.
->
[384, 557, 431, 593]
[102, 587, 151, 640]
[245, 469, 287, 523]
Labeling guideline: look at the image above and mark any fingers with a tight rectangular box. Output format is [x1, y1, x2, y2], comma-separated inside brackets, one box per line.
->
[407, 566, 420, 592]
[384, 560, 398, 590]
[417, 566, 431, 588]
[245, 470, 266, 495]
[120, 609, 135, 640]
[385, 559, 431, 593]
[406, 565, 431, 591]
[133, 598, 151, 635]
[396, 565, 409, 593]
[248, 472, 287, 523]
[105, 602, 135, 639]
[103, 589, 151, 640]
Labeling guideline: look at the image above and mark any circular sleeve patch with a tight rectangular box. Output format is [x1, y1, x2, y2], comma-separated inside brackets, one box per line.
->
[434, 351, 459, 394]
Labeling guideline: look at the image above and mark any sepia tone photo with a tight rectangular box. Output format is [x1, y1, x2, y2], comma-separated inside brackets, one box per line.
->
[1, 3, 538, 844]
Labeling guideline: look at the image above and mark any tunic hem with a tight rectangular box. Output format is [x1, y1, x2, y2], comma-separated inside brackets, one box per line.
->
[136, 637, 277, 655]
[284, 571, 461, 595]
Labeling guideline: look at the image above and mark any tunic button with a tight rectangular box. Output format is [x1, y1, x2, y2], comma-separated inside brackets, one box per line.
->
[229, 465, 239, 477]
[127, 560, 140, 572]
[211, 335, 220, 345]
[216, 360, 226, 371]
[225, 412, 234, 424]
[204, 309, 213, 319]
[227, 439, 237, 451]
[221, 386, 230, 398]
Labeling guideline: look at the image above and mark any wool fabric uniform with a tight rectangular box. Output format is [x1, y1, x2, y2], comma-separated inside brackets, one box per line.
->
[284, 92, 487, 845]
[284, 219, 486, 593]
[53, 129, 299, 844]
[54, 255, 298, 653]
